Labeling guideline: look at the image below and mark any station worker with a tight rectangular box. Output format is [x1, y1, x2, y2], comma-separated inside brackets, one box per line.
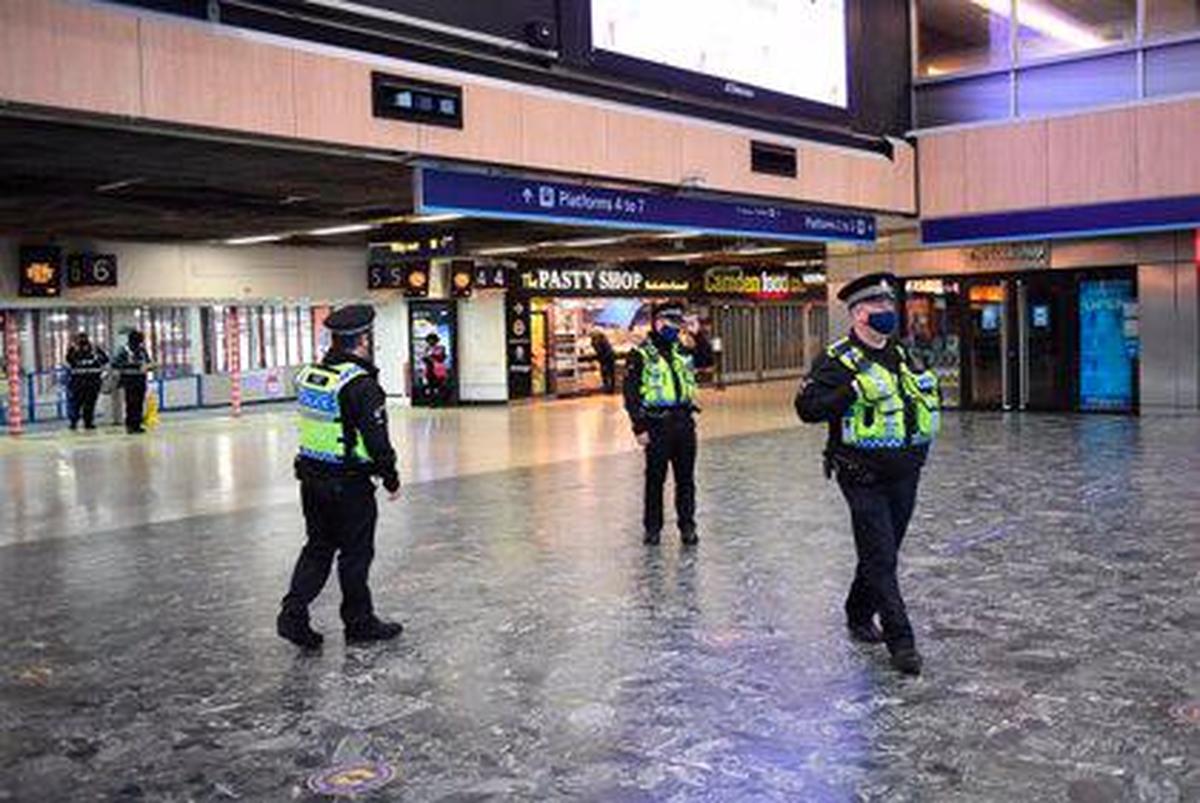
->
[795, 272, 940, 677]
[112, 329, 153, 434]
[623, 301, 701, 546]
[277, 304, 404, 650]
[65, 331, 108, 431]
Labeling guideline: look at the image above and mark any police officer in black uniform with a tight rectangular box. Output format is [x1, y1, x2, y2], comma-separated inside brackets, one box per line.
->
[623, 302, 701, 546]
[112, 329, 152, 434]
[65, 331, 108, 430]
[277, 305, 404, 650]
[796, 273, 941, 676]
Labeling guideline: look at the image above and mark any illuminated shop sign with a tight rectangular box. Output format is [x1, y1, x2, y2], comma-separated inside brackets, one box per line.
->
[514, 264, 821, 298]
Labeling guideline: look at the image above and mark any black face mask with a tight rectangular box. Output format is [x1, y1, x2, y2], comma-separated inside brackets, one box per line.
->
[866, 310, 898, 336]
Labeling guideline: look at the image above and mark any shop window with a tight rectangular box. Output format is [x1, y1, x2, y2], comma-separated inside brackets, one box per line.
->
[1016, 0, 1135, 63]
[917, 0, 1013, 77]
[202, 304, 316, 374]
[134, 307, 192, 378]
[1146, 0, 1200, 40]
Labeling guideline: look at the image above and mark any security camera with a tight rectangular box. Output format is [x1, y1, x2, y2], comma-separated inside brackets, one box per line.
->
[524, 18, 555, 50]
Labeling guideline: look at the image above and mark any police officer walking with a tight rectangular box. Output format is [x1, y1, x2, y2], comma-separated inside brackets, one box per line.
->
[624, 302, 700, 546]
[112, 329, 153, 434]
[277, 304, 404, 650]
[65, 331, 108, 430]
[796, 273, 940, 676]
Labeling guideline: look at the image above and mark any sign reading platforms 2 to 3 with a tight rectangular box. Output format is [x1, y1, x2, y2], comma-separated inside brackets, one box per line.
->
[416, 168, 876, 243]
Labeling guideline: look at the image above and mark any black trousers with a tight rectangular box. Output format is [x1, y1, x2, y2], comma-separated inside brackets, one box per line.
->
[600, 359, 616, 393]
[282, 476, 378, 628]
[122, 376, 147, 431]
[838, 470, 921, 651]
[68, 377, 102, 427]
[643, 414, 697, 534]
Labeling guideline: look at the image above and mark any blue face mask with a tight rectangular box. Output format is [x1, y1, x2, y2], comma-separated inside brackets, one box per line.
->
[658, 324, 680, 342]
[866, 310, 898, 336]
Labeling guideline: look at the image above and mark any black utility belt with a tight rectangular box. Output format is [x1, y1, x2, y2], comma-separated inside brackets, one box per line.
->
[645, 406, 695, 417]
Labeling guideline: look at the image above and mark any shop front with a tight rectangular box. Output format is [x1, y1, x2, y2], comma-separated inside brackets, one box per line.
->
[901, 268, 1139, 413]
[504, 262, 826, 399]
[825, 234, 1197, 415]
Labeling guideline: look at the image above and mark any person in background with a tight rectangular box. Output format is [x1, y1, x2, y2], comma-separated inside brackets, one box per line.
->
[590, 328, 617, 394]
[111, 329, 153, 434]
[65, 331, 108, 430]
[422, 332, 450, 405]
[623, 302, 701, 546]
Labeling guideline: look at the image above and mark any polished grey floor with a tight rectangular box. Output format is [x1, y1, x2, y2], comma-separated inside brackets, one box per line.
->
[1, 400, 1198, 801]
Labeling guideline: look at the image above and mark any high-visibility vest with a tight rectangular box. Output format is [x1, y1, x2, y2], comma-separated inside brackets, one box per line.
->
[296, 362, 372, 464]
[827, 337, 940, 449]
[638, 342, 697, 408]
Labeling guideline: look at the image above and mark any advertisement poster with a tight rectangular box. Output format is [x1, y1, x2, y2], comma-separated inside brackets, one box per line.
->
[409, 302, 456, 406]
[1079, 279, 1137, 412]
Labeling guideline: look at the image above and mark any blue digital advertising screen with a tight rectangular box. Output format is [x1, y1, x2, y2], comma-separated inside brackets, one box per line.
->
[1078, 279, 1137, 411]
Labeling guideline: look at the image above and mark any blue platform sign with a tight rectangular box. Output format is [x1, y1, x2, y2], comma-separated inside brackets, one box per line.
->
[417, 168, 876, 243]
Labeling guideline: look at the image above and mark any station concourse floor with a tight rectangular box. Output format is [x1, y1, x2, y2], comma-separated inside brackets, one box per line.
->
[0, 382, 1197, 802]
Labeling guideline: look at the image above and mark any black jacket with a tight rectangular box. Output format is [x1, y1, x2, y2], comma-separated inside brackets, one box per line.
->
[623, 331, 695, 435]
[295, 351, 400, 492]
[66, 345, 109, 377]
[795, 331, 927, 479]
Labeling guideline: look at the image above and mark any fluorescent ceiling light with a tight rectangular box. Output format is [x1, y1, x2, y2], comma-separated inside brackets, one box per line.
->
[408, 213, 465, 223]
[307, 223, 375, 236]
[543, 237, 625, 248]
[785, 259, 823, 267]
[475, 245, 530, 256]
[651, 230, 705, 239]
[225, 234, 287, 245]
[731, 246, 786, 256]
[651, 252, 708, 261]
[970, 0, 1107, 49]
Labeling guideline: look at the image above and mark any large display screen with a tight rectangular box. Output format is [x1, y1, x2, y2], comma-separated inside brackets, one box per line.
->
[590, 0, 848, 110]
[1078, 279, 1138, 412]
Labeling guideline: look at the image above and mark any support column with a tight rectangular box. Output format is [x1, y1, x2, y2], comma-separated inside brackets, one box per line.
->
[226, 307, 242, 417]
[5, 311, 23, 436]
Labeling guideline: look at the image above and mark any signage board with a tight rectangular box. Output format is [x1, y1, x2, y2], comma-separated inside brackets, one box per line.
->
[67, 253, 119, 287]
[18, 246, 63, 298]
[417, 168, 875, 243]
[512, 263, 821, 299]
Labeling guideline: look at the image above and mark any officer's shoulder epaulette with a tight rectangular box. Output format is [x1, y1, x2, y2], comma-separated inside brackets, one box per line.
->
[826, 337, 854, 358]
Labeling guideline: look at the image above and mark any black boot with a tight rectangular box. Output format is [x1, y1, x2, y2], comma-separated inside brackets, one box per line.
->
[890, 647, 923, 676]
[643, 530, 661, 546]
[345, 618, 404, 644]
[277, 613, 323, 650]
[680, 527, 699, 546]
[847, 620, 884, 644]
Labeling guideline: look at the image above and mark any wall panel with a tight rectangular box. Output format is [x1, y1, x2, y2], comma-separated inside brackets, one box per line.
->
[1047, 109, 1137, 206]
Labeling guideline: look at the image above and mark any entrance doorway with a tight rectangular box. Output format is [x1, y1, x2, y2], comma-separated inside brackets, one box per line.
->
[902, 268, 1139, 413]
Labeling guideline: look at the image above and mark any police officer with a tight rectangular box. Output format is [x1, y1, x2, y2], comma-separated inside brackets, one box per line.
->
[65, 331, 108, 430]
[277, 305, 404, 650]
[624, 302, 700, 546]
[796, 273, 940, 676]
[112, 329, 153, 434]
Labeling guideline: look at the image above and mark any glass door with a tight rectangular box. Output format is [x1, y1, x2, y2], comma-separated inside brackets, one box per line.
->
[1017, 274, 1074, 411]
[963, 281, 1008, 409]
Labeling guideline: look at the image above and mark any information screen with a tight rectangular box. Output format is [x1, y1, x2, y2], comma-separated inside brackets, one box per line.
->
[590, 0, 848, 109]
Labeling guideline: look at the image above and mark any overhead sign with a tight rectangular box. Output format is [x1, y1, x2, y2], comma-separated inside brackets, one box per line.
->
[67, 253, 118, 287]
[367, 260, 430, 296]
[369, 229, 459, 261]
[18, 246, 63, 298]
[512, 263, 821, 298]
[417, 168, 875, 243]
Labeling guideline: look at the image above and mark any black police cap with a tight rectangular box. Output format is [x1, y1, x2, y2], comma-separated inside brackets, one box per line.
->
[652, 301, 686, 320]
[837, 272, 898, 307]
[324, 304, 375, 335]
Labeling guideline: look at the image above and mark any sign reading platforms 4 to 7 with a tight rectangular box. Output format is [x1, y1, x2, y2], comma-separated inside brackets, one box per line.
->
[417, 168, 875, 243]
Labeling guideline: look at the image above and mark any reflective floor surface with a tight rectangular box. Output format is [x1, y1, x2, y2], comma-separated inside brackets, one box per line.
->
[1, 383, 1197, 801]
